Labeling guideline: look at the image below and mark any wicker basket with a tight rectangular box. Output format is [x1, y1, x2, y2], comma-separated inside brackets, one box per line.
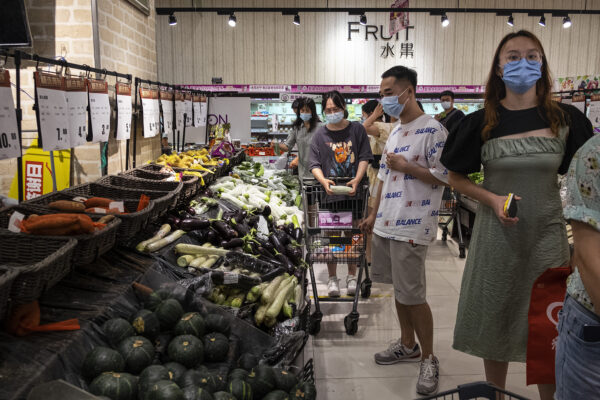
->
[140, 163, 216, 188]
[0, 230, 77, 306]
[23, 190, 154, 239]
[0, 205, 120, 266]
[97, 175, 182, 211]
[231, 149, 246, 166]
[0, 266, 19, 321]
[122, 168, 199, 204]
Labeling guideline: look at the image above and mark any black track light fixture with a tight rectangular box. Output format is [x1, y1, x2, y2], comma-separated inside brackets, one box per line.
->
[360, 13, 367, 25]
[168, 13, 177, 26]
[293, 13, 300, 26]
[228, 13, 237, 27]
[538, 15, 546, 26]
[563, 15, 572, 28]
[441, 13, 449, 27]
[507, 15, 514, 26]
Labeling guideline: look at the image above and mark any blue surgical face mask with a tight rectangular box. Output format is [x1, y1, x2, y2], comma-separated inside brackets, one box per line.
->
[381, 87, 408, 119]
[501, 58, 542, 94]
[299, 113, 312, 121]
[325, 111, 344, 124]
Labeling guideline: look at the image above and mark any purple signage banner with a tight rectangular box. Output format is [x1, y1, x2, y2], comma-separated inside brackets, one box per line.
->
[182, 84, 486, 94]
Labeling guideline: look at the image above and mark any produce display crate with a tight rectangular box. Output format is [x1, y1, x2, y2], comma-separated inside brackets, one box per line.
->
[0, 230, 77, 307]
[0, 205, 120, 266]
[140, 163, 216, 188]
[121, 168, 199, 204]
[97, 174, 183, 209]
[23, 190, 155, 240]
[0, 266, 19, 321]
[230, 149, 246, 166]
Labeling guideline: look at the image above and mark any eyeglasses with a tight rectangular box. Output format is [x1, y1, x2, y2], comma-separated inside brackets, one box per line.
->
[504, 50, 543, 63]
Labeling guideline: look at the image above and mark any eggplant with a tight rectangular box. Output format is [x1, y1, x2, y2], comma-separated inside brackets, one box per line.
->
[285, 244, 302, 266]
[285, 223, 295, 236]
[275, 253, 295, 273]
[274, 230, 291, 247]
[223, 238, 244, 249]
[269, 233, 286, 255]
[261, 267, 287, 282]
[179, 217, 211, 231]
[212, 220, 237, 240]
[189, 229, 208, 243]
[262, 205, 271, 217]
[186, 207, 196, 216]
[231, 221, 250, 237]
[256, 237, 275, 254]
[206, 228, 221, 246]
[256, 246, 273, 260]
[165, 215, 181, 229]
[247, 214, 259, 227]
[292, 227, 303, 243]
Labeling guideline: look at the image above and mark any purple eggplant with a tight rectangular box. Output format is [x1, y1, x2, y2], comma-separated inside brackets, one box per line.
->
[235, 210, 248, 224]
[231, 220, 250, 237]
[284, 223, 295, 236]
[223, 238, 244, 249]
[247, 214, 259, 227]
[292, 227, 303, 243]
[212, 220, 238, 240]
[189, 229, 208, 243]
[285, 244, 302, 266]
[262, 205, 271, 217]
[274, 230, 291, 247]
[270, 233, 286, 255]
[275, 253, 295, 273]
[206, 228, 221, 246]
[179, 217, 211, 231]
[165, 215, 181, 229]
[186, 207, 196, 216]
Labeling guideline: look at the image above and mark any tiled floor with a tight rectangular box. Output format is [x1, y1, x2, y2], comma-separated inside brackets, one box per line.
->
[303, 232, 541, 400]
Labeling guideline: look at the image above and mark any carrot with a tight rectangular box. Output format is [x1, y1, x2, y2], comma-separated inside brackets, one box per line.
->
[84, 197, 113, 208]
[21, 214, 79, 233]
[48, 200, 85, 212]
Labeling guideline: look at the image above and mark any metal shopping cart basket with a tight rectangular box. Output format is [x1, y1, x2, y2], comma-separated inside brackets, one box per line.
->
[301, 177, 372, 336]
[438, 187, 466, 258]
[418, 381, 529, 400]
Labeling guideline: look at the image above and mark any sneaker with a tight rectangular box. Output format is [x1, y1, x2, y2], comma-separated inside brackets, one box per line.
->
[374, 340, 421, 365]
[346, 275, 357, 296]
[416, 355, 440, 396]
[327, 276, 340, 297]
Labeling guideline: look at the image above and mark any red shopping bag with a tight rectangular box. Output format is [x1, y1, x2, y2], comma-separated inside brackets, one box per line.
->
[526, 266, 571, 385]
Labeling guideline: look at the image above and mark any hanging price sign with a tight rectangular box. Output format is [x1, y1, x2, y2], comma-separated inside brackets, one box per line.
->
[116, 82, 132, 140]
[192, 94, 202, 127]
[199, 96, 208, 126]
[184, 92, 193, 127]
[140, 87, 159, 138]
[160, 89, 174, 137]
[65, 76, 88, 148]
[0, 70, 22, 160]
[174, 91, 185, 137]
[35, 71, 70, 151]
[87, 78, 111, 143]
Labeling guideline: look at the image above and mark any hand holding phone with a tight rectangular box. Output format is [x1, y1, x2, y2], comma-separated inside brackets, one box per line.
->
[504, 193, 519, 218]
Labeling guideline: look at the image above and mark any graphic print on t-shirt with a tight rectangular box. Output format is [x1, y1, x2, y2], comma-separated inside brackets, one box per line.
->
[327, 139, 356, 177]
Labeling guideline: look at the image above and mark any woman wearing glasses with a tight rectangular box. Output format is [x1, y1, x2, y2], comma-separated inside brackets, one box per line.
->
[309, 90, 373, 296]
[440, 31, 593, 399]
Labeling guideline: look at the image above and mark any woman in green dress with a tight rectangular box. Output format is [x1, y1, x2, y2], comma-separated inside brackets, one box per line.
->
[440, 30, 593, 399]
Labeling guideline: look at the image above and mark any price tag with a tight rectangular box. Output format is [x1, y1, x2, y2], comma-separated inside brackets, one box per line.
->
[140, 88, 159, 138]
[116, 82, 132, 140]
[152, 95, 160, 136]
[160, 90, 174, 137]
[87, 79, 111, 143]
[184, 93, 193, 127]
[174, 91, 185, 137]
[192, 95, 202, 127]
[65, 76, 88, 148]
[8, 211, 25, 233]
[199, 99, 208, 126]
[0, 70, 22, 160]
[223, 272, 239, 285]
[35, 71, 70, 151]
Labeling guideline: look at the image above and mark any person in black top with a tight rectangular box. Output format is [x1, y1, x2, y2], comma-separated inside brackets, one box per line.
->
[440, 30, 593, 400]
[434, 90, 465, 133]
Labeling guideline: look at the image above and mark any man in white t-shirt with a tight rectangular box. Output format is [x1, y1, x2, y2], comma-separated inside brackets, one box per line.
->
[360, 66, 449, 396]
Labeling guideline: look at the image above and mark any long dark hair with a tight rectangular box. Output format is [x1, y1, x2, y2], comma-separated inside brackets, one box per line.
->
[322, 90, 349, 119]
[482, 30, 566, 141]
[294, 98, 321, 132]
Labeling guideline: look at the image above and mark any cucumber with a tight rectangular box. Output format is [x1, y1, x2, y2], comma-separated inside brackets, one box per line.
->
[329, 185, 353, 195]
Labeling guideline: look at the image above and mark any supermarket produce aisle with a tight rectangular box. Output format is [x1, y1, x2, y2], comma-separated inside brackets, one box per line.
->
[304, 232, 541, 400]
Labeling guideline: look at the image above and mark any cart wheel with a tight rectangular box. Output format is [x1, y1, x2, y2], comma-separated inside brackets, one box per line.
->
[360, 280, 372, 299]
[459, 245, 466, 259]
[441, 227, 448, 242]
[309, 311, 322, 335]
[344, 312, 359, 336]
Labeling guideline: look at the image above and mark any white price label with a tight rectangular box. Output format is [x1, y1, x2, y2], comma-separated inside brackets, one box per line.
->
[152, 97, 161, 136]
[0, 73, 22, 159]
[175, 99, 185, 136]
[66, 90, 88, 147]
[116, 94, 132, 140]
[193, 101, 201, 127]
[161, 99, 174, 137]
[199, 102, 207, 126]
[37, 86, 70, 151]
[223, 272, 239, 284]
[89, 91, 111, 143]
[184, 99, 193, 127]
[142, 96, 158, 138]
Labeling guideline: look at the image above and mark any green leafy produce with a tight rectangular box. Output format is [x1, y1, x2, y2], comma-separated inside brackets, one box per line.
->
[131, 310, 161, 341]
[89, 372, 137, 400]
[203, 333, 229, 362]
[155, 298, 185, 330]
[468, 172, 484, 184]
[144, 380, 185, 400]
[82, 346, 125, 380]
[174, 312, 206, 338]
[102, 318, 135, 347]
[117, 336, 155, 374]
[168, 335, 204, 368]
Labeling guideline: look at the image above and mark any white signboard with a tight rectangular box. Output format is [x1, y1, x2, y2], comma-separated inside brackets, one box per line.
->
[207, 97, 251, 144]
[0, 70, 22, 159]
[161, 99, 174, 137]
[141, 88, 160, 138]
[116, 82, 132, 140]
[174, 92, 185, 140]
[184, 96, 193, 127]
[35, 72, 70, 151]
[65, 77, 88, 147]
[193, 97, 202, 127]
[87, 79, 111, 143]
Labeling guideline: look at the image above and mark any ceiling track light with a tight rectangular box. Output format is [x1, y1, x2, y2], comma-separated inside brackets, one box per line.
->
[441, 13, 449, 27]
[563, 15, 572, 28]
[538, 15, 546, 26]
[507, 15, 514, 26]
[293, 13, 300, 26]
[359, 13, 367, 25]
[168, 12, 177, 26]
[228, 13, 237, 27]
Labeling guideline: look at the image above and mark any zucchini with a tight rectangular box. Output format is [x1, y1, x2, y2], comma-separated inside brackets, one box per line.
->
[254, 304, 268, 325]
[146, 229, 186, 252]
[136, 224, 171, 252]
[265, 277, 296, 320]
[261, 275, 288, 305]
[329, 185, 352, 195]
[175, 243, 229, 257]
[177, 255, 196, 267]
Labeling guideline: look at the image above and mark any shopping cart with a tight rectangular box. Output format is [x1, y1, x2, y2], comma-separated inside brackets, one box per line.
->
[418, 381, 529, 400]
[438, 187, 466, 258]
[285, 150, 298, 174]
[301, 177, 372, 336]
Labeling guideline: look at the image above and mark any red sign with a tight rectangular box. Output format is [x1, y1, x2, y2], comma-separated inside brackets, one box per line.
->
[25, 161, 44, 200]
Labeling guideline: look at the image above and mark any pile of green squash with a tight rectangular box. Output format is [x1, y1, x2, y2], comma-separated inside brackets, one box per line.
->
[82, 288, 316, 400]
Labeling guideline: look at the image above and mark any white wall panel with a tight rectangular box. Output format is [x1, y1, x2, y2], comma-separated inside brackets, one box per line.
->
[156, 0, 600, 85]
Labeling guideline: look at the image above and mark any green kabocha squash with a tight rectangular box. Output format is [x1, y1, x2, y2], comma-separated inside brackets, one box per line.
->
[117, 336, 155, 374]
[228, 379, 252, 400]
[211, 392, 236, 400]
[145, 290, 170, 312]
[168, 335, 204, 368]
[227, 369, 248, 383]
[204, 314, 231, 337]
[246, 365, 276, 398]
[212, 373, 227, 392]
[203, 333, 229, 363]
[154, 333, 173, 364]
[289, 382, 317, 400]
[155, 298, 185, 330]
[89, 372, 138, 400]
[182, 386, 214, 400]
[131, 310, 161, 341]
[272, 368, 298, 392]
[82, 346, 125, 380]
[103, 318, 136, 346]
[263, 390, 290, 400]
[181, 370, 216, 392]
[138, 365, 171, 395]
[236, 353, 258, 371]
[174, 312, 205, 338]
[144, 380, 184, 400]
[164, 362, 187, 387]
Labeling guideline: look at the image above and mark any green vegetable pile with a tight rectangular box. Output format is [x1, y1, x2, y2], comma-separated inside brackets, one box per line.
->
[468, 172, 484, 184]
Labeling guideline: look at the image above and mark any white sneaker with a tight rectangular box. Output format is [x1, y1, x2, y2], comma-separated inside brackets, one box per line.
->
[327, 276, 340, 297]
[346, 275, 357, 296]
[416, 354, 440, 395]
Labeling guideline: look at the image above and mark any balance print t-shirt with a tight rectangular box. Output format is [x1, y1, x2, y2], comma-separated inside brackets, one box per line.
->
[374, 114, 449, 245]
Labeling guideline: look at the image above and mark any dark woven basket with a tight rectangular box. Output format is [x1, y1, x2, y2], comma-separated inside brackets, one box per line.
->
[97, 174, 182, 210]
[0, 230, 77, 306]
[140, 163, 216, 188]
[0, 266, 19, 321]
[23, 190, 154, 239]
[231, 149, 246, 166]
[122, 168, 199, 203]
[0, 205, 120, 266]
